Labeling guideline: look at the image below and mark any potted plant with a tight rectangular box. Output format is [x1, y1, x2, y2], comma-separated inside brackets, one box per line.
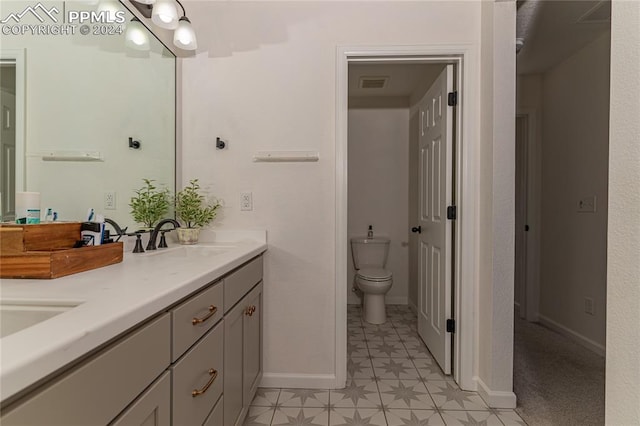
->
[174, 179, 221, 244]
[130, 179, 171, 229]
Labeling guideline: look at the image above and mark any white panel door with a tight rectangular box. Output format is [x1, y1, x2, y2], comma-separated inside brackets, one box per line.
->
[417, 65, 453, 374]
[0, 88, 16, 220]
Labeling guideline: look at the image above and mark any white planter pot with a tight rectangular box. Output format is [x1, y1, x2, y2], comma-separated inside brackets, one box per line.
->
[176, 228, 200, 245]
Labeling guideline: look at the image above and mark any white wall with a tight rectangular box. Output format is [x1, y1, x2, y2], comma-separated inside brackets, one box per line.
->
[538, 34, 610, 353]
[181, 0, 485, 389]
[347, 106, 409, 306]
[477, 0, 517, 407]
[2, 2, 174, 229]
[606, 1, 640, 423]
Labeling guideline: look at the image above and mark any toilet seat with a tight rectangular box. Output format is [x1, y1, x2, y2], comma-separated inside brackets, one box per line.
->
[357, 268, 392, 282]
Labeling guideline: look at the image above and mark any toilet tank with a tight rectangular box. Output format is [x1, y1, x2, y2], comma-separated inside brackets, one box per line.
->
[350, 237, 390, 269]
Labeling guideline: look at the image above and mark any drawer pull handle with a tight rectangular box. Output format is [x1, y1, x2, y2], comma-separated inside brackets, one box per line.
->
[192, 305, 217, 325]
[245, 305, 256, 316]
[192, 368, 218, 397]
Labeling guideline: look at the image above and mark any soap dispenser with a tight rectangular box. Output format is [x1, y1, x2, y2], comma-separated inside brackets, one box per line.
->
[367, 225, 374, 239]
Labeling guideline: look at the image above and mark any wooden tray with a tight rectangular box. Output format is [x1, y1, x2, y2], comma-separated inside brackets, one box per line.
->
[0, 222, 82, 252]
[0, 223, 123, 279]
[0, 243, 124, 279]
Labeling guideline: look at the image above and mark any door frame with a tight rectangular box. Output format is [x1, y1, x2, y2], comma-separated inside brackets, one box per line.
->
[516, 109, 540, 322]
[336, 44, 480, 391]
[0, 49, 26, 196]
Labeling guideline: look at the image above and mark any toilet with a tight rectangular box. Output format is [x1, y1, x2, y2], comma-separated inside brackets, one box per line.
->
[350, 237, 393, 324]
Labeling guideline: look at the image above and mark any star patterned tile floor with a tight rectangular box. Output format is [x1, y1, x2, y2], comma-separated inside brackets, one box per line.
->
[244, 305, 527, 426]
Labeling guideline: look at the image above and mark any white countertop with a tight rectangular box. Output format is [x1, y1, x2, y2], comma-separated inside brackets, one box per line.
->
[0, 230, 267, 403]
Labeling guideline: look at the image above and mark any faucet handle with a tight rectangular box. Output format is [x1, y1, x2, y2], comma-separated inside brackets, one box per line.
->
[133, 233, 145, 253]
[158, 231, 168, 249]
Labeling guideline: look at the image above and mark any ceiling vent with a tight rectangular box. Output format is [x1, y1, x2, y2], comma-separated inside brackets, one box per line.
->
[577, 1, 611, 24]
[359, 76, 389, 89]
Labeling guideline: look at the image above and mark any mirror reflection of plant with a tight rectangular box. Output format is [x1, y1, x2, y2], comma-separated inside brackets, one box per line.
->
[130, 179, 171, 229]
[175, 179, 221, 229]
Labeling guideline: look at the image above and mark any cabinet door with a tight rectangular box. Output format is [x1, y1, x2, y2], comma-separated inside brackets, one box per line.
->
[224, 301, 244, 426]
[172, 323, 224, 426]
[1, 314, 171, 426]
[110, 372, 170, 426]
[203, 396, 223, 426]
[243, 282, 263, 406]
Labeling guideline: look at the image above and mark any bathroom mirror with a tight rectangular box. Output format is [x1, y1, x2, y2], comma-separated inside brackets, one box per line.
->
[0, 1, 175, 231]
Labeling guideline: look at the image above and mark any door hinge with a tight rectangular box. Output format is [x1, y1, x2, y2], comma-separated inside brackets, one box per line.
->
[446, 319, 455, 333]
[447, 206, 457, 220]
[448, 91, 458, 106]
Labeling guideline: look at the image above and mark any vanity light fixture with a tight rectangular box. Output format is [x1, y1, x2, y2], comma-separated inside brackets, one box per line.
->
[125, 17, 150, 51]
[129, 0, 198, 51]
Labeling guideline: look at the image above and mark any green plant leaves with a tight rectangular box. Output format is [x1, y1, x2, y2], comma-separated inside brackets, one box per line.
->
[129, 179, 171, 228]
[175, 179, 221, 228]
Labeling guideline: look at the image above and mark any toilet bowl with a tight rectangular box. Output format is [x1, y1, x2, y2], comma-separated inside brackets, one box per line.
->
[355, 268, 393, 324]
[350, 237, 393, 324]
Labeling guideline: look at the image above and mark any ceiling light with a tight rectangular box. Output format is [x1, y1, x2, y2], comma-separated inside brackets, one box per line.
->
[125, 17, 150, 51]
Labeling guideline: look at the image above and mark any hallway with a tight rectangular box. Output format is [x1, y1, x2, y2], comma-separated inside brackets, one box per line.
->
[514, 316, 605, 425]
[245, 305, 526, 425]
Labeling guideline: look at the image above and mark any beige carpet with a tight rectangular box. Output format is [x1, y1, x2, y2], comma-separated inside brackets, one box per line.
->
[513, 316, 605, 426]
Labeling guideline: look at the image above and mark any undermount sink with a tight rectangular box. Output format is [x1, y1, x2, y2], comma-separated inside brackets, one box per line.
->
[0, 301, 82, 339]
[141, 244, 237, 258]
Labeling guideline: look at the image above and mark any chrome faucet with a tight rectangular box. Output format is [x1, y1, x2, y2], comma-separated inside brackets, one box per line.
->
[146, 219, 181, 251]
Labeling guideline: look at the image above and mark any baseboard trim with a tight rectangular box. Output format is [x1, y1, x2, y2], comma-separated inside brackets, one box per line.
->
[408, 299, 418, 314]
[349, 296, 408, 305]
[385, 296, 408, 305]
[260, 373, 338, 389]
[475, 377, 517, 408]
[538, 314, 606, 356]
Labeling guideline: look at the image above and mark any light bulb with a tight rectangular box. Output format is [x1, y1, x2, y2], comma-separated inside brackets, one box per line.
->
[96, 0, 121, 22]
[173, 16, 197, 50]
[152, 0, 179, 29]
[125, 18, 150, 51]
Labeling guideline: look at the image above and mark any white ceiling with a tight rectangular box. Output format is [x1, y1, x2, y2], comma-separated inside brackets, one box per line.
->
[517, 0, 611, 74]
[348, 63, 445, 98]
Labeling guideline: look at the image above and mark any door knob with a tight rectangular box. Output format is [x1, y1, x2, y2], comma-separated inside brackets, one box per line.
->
[411, 226, 422, 234]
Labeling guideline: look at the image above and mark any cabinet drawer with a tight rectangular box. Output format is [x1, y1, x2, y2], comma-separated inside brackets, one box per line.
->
[171, 321, 224, 426]
[110, 371, 171, 426]
[224, 256, 263, 312]
[172, 280, 223, 361]
[2, 314, 171, 426]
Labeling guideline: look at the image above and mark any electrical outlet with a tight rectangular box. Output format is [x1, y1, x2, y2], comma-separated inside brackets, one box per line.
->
[577, 195, 597, 213]
[104, 191, 116, 210]
[584, 297, 595, 315]
[240, 192, 253, 211]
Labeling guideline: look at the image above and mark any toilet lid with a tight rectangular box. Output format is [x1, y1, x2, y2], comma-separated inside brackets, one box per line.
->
[357, 268, 392, 281]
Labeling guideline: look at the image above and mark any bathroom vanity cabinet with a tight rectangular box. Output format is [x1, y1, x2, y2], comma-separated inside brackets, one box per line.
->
[1, 255, 264, 426]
